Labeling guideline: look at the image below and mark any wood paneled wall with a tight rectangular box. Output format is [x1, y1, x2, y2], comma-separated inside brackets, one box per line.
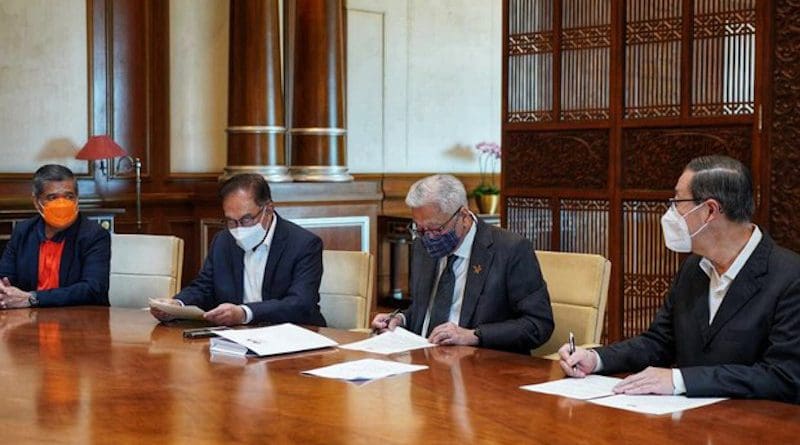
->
[502, 0, 773, 343]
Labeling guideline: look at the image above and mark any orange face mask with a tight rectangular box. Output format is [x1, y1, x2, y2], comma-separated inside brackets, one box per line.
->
[40, 198, 78, 230]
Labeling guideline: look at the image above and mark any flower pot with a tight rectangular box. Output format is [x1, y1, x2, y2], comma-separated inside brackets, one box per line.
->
[476, 194, 500, 215]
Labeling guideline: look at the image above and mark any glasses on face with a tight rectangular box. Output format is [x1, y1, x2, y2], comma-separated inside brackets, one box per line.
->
[666, 198, 698, 208]
[408, 207, 462, 238]
[225, 206, 267, 229]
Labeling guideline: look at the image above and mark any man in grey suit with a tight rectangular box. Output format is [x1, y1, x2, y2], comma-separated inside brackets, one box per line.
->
[372, 174, 553, 354]
[560, 155, 800, 403]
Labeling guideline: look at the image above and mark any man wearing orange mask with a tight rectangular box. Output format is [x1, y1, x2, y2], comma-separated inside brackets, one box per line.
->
[0, 165, 110, 309]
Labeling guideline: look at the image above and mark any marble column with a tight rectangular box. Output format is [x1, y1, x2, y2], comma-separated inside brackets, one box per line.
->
[286, 0, 352, 181]
[224, 0, 291, 182]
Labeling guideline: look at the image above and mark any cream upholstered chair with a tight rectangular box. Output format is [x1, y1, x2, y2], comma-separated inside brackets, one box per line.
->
[319, 250, 374, 330]
[109, 234, 184, 308]
[531, 250, 611, 358]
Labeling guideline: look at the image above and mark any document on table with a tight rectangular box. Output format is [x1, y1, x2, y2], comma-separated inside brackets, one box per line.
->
[211, 323, 338, 357]
[520, 375, 620, 400]
[148, 298, 205, 320]
[302, 358, 428, 382]
[338, 327, 435, 355]
[587, 394, 727, 415]
[520, 376, 727, 415]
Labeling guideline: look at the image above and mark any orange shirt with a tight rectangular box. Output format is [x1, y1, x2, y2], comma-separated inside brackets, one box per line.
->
[37, 239, 65, 291]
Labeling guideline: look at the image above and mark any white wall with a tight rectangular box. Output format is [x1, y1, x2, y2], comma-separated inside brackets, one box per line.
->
[0, 0, 88, 174]
[346, 0, 502, 174]
[169, 0, 229, 174]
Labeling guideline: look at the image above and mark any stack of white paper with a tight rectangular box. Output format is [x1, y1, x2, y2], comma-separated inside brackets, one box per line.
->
[211, 323, 338, 357]
[587, 394, 727, 415]
[149, 298, 205, 320]
[521, 375, 619, 400]
[339, 327, 435, 355]
[520, 376, 728, 415]
[303, 358, 428, 381]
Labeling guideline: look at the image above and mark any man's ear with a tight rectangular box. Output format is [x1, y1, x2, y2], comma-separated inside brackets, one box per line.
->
[705, 199, 722, 221]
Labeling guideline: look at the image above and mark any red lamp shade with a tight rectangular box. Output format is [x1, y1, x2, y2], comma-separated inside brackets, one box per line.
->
[75, 135, 127, 160]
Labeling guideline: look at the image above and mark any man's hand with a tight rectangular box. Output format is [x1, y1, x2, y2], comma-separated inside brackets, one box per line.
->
[0, 277, 32, 309]
[149, 298, 181, 322]
[371, 312, 403, 333]
[204, 303, 246, 326]
[428, 322, 478, 346]
[557, 344, 598, 377]
[612, 366, 674, 395]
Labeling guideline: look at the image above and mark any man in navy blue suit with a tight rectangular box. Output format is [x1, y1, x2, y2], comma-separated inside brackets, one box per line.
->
[151, 173, 326, 327]
[0, 164, 110, 309]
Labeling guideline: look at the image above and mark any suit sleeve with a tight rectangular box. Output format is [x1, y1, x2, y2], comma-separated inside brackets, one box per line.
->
[680, 278, 800, 403]
[37, 227, 110, 307]
[595, 274, 679, 374]
[0, 225, 20, 283]
[174, 233, 220, 310]
[246, 235, 324, 325]
[478, 238, 555, 353]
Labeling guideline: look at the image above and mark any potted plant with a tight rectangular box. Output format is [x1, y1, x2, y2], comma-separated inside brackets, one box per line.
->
[472, 141, 501, 214]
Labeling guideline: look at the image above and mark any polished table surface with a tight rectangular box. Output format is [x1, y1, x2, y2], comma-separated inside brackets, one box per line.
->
[1, 307, 798, 444]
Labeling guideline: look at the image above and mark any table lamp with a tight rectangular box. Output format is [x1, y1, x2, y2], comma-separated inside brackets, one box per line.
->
[75, 135, 143, 231]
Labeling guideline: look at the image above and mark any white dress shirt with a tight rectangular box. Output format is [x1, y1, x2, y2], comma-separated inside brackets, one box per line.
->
[420, 213, 478, 336]
[240, 214, 277, 324]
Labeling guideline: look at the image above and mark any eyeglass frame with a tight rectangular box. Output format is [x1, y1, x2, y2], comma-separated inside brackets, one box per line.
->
[224, 205, 268, 230]
[407, 207, 462, 238]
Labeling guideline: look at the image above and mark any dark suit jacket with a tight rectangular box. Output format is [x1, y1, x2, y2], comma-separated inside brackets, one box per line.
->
[0, 214, 110, 307]
[403, 219, 553, 354]
[176, 214, 326, 326]
[596, 233, 800, 403]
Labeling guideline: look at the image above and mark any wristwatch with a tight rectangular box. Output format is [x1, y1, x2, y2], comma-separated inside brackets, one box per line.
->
[28, 291, 39, 308]
[473, 326, 483, 346]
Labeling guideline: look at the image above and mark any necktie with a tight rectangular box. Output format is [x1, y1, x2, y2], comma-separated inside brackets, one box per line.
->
[427, 255, 457, 336]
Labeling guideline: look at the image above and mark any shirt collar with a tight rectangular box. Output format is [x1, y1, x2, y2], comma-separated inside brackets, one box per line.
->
[699, 225, 762, 281]
[254, 211, 277, 251]
[452, 211, 478, 260]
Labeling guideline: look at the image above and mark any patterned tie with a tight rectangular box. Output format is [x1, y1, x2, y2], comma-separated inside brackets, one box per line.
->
[427, 255, 457, 336]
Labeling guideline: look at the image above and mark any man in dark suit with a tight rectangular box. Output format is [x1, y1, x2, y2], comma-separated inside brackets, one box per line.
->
[372, 174, 553, 354]
[560, 155, 800, 403]
[0, 164, 110, 309]
[151, 174, 326, 327]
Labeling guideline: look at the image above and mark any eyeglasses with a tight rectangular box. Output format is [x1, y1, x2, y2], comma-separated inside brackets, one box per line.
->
[666, 198, 699, 207]
[225, 206, 267, 229]
[407, 208, 462, 238]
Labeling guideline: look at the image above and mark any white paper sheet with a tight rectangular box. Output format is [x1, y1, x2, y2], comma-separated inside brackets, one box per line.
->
[520, 375, 621, 400]
[212, 323, 338, 357]
[149, 298, 205, 320]
[587, 394, 727, 415]
[338, 327, 435, 355]
[303, 358, 428, 381]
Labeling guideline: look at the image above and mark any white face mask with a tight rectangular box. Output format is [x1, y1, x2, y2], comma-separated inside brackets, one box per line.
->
[229, 210, 267, 251]
[660, 202, 708, 253]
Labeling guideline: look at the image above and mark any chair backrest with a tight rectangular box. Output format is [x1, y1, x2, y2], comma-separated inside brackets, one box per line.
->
[109, 234, 184, 308]
[531, 250, 611, 357]
[319, 250, 374, 330]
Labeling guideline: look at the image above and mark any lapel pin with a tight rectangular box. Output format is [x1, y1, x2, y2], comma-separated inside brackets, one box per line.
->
[472, 264, 482, 274]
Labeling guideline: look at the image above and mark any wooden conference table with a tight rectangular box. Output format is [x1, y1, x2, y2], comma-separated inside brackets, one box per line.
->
[0, 307, 797, 444]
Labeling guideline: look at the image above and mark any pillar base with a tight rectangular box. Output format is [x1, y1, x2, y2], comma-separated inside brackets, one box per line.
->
[221, 165, 293, 182]
[289, 165, 353, 182]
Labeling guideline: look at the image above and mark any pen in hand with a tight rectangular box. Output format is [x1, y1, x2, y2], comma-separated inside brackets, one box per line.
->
[374, 308, 401, 333]
[568, 331, 577, 373]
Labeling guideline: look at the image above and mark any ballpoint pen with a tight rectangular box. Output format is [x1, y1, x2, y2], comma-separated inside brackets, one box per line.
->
[568, 331, 577, 372]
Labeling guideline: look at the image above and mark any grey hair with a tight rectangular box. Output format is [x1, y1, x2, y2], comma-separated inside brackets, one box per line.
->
[686, 155, 753, 223]
[405, 174, 468, 214]
[32, 164, 78, 197]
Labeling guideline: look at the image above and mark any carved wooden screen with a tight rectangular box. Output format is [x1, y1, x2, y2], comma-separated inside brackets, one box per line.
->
[502, 0, 762, 342]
